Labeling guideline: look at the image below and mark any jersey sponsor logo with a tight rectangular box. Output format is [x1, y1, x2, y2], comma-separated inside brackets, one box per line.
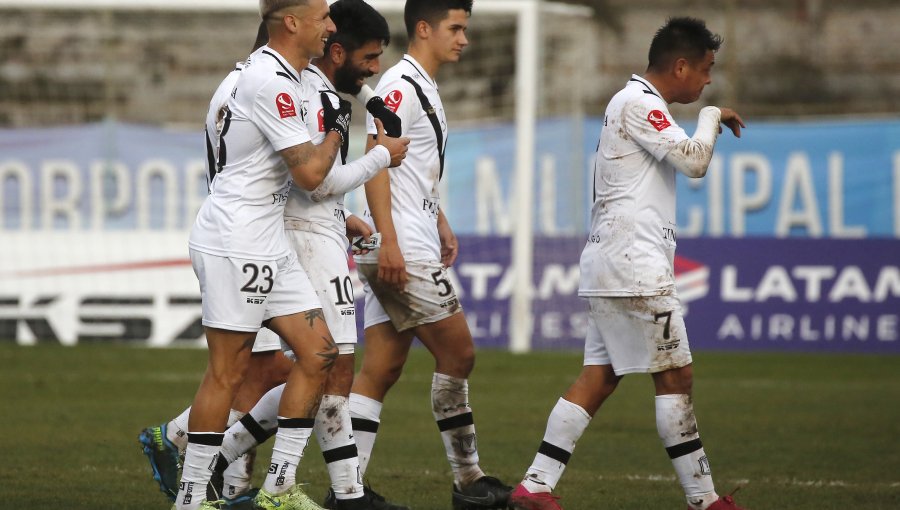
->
[317, 108, 325, 132]
[647, 109, 672, 131]
[384, 90, 403, 113]
[276, 92, 296, 119]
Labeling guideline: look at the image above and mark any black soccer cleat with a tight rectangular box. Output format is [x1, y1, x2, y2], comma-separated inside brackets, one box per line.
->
[452, 476, 513, 509]
[323, 485, 410, 510]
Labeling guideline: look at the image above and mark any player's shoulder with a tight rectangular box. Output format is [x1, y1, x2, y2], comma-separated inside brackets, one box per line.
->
[239, 49, 302, 91]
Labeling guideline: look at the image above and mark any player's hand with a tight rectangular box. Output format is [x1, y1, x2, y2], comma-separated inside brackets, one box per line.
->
[719, 107, 745, 138]
[377, 239, 408, 292]
[374, 118, 410, 168]
[366, 96, 402, 137]
[345, 214, 373, 240]
[437, 215, 458, 268]
[321, 91, 352, 159]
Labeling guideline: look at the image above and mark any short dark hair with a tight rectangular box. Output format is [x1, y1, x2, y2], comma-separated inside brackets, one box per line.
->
[647, 17, 723, 71]
[251, 21, 269, 53]
[404, 0, 472, 38]
[326, 0, 391, 54]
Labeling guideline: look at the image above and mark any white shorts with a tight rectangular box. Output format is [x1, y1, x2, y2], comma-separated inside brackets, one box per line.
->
[583, 294, 692, 375]
[357, 259, 461, 333]
[190, 249, 321, 333]
[250, 228, 358, 355]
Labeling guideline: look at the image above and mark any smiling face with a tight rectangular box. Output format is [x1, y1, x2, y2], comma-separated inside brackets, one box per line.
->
[287, 0, 336, 59]
[332, 39, 385, 95]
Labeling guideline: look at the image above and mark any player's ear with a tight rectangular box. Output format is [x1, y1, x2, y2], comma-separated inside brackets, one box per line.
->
[415, 19, 431, 40]
[673, 57, 689, 79]
[330, 43, 345, 66]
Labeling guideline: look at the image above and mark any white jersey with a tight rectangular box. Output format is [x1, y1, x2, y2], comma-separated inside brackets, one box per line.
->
[282, 65, 349, 248]
[189, 46, 311, 260]
[360, 54, 447, 263]
[579, 75, 690, 296]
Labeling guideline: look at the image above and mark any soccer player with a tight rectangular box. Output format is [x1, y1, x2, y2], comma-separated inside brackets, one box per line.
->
[174, 0, 351, 508]
[138, 21, 294, 506]
[348, 1, 512, 508]
[508, 17, 747, 510]
[207, 1, 411, 509]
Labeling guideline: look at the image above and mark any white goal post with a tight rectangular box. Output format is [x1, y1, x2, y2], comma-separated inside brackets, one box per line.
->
[1, 0, 593, 353]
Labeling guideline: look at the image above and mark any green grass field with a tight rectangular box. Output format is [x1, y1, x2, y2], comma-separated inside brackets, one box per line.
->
[1, 344, 898, 509]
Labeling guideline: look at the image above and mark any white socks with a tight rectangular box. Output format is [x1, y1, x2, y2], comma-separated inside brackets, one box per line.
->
[348, 392, 382, 476]
[315, 395, 364, 500]
[261, 417, 314, 495]
[166, 407, 192, 452]
[175, 432, 223, 510]
[431, 373, 485, 487]
[656, 394, 718, 510]
[522, 398, 591, 493]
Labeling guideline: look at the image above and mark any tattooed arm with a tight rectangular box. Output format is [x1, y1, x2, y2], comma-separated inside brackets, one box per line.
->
[280, 133, 342, 191]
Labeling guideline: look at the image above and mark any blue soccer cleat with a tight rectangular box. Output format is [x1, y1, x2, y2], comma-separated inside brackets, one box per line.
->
[139, 423, 182, 501]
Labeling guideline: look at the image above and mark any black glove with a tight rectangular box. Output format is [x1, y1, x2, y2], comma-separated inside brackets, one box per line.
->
[366, 96, 402, 138]
[321, 91, 351, 162]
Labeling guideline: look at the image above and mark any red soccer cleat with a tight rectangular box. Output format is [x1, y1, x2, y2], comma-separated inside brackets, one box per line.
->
[703, 494, 746, 510]
[509, 483, 563, 510]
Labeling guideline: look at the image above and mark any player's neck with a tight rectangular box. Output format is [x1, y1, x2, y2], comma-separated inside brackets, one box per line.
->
[407, 45, 441, 78]
[267, 40, 310, 75]
[641, 72, 677, 104]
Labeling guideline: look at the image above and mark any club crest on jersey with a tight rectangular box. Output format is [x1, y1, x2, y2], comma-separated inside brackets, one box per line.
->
[276, 92, 296, 119]
[317, 108, 325, 132]
[385, 90, 403, 113]
[647, 109, 671, 131]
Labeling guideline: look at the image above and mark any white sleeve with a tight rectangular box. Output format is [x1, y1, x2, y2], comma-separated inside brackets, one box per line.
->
[310, 145, 391, 202]
[624, 99, 689, 161]
[366, 79, 419, 137]
[663, 106, 721, 178]
[252, 78, 311, 151]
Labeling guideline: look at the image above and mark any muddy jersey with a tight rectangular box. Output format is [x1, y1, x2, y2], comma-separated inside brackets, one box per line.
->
[359, 54, 447, 262]
[189, 46, 310, 260]
[579, 75, 690, 296]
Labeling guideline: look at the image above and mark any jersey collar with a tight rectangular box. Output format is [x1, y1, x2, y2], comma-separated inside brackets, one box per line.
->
[304, 64, 336, 93]
[402, 54, 437, 89]
[260, 45, 302, 83]
[628, 74, 663, 100]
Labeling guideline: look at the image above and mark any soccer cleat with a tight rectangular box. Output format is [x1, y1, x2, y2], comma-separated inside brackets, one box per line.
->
[323, 486, 410, 510]
[509, 483, 562, 510]
[222, 488, 258, 510]
[703, 495, 746, 510]
[170, 500, 224, 510]
[139, 424, 182, 502]
[452, 475, 512, 509]
[254, 486, 326, 510]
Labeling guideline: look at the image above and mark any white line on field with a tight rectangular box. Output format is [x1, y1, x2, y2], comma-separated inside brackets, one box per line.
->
[596, 474, 899, 490]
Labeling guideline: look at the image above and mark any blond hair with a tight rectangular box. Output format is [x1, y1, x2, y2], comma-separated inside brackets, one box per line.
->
[259, 0, 308, 19]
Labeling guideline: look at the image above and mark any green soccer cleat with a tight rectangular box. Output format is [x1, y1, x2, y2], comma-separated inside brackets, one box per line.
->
[139, 423, 182, 502]
[255, 486, 326, 510]
[170, 500, 224, 509]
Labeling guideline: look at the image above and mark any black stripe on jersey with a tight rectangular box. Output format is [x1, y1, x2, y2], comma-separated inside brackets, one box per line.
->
[187, 432, 224, 446]
[276, 71, 295, 82]
[436, 412, 474, 432]
[240, 414, 275, 445]
[666, 438, 703, 459]
[402, 57, 436, 88]
[262, 50, 300, 83]
[629, 77, 661, 99]
[351, 418, 379, 433]
[537, 440, 572, 465]
[321, 444, 359, 464]
[205, 130, 216, 186]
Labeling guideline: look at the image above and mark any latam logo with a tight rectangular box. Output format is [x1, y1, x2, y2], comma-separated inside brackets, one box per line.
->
[276, 92, 296, 119]
[647, 109, 671, 131]
[384, 90, 403, 113]
[674, 254, 709, 307]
